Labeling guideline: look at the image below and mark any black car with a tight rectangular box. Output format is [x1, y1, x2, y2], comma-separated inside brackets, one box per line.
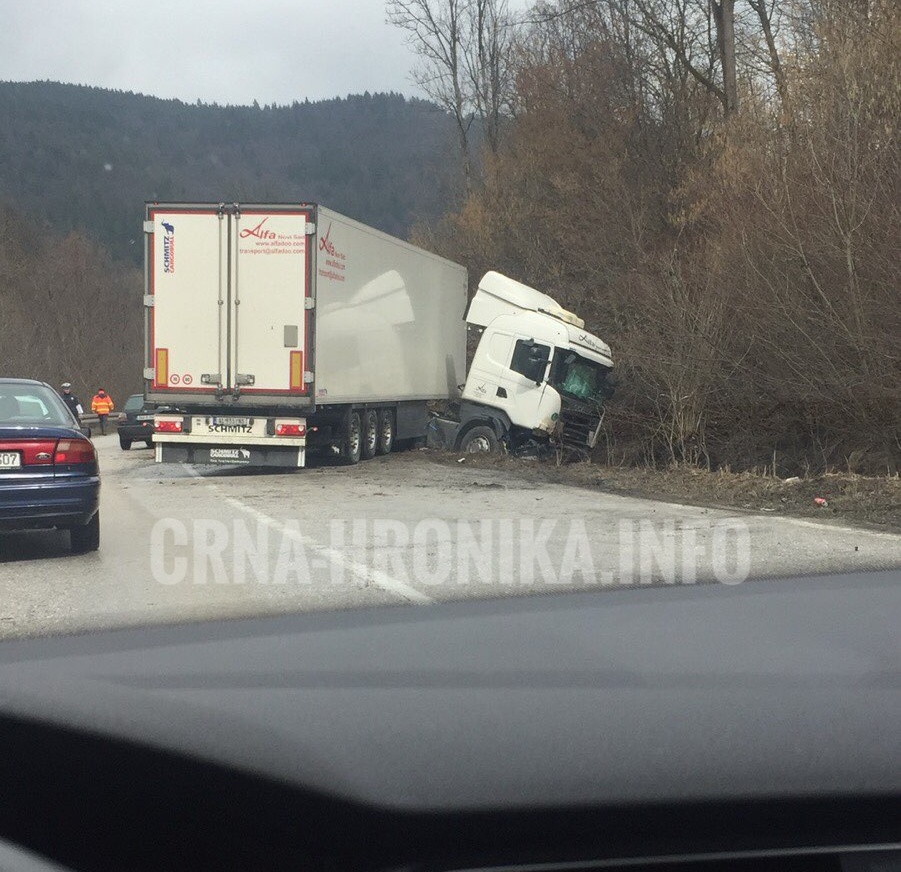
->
[116, 394, 156, 450]
[0, 378, 100, 553]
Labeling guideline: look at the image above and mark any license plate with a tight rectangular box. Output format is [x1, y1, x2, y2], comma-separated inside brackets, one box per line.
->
[137, 414, 155, 421]
[208, 416, 252, 427]
[0, 451, 22, 469]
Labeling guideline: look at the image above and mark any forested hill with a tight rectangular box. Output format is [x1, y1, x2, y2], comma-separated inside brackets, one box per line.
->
[0, 82, 459, 261]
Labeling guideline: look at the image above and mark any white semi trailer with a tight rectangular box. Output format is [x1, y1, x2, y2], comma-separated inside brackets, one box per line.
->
[144, 202, 468, 467]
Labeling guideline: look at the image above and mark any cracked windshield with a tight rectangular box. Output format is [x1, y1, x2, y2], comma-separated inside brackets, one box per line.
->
[0, 0, 898, 639]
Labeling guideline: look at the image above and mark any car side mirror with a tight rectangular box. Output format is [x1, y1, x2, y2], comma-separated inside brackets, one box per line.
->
[80, 426, 92, 438]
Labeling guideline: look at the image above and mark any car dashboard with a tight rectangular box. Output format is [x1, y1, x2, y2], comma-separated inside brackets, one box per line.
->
[0, 570, 897, 871]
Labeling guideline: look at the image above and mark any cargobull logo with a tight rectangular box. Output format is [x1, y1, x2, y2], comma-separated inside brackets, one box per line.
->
[162, 221, 175, 273]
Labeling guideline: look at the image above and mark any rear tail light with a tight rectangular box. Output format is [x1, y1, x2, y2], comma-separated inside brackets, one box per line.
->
[275, 422, 306, 437]
[54, 439, 96, 464]
[155, 419, 184, 433]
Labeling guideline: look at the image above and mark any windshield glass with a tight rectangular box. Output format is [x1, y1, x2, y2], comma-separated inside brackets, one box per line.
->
[550, 351, 612, 404]
[0, 2, 896, 655]
[0, 385, 73, 426]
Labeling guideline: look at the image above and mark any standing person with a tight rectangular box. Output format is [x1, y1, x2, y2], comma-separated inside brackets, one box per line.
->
[59, 382, 84, 422]
[91, 388, 115, 435]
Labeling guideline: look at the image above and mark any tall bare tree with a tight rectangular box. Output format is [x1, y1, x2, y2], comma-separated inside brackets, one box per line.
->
[387, 0, 517, 187]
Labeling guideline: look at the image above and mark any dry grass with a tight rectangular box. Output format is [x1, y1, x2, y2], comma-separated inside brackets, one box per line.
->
[419, 450, 901, 532]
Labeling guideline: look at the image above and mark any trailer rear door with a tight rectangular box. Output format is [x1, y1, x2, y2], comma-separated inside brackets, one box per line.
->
[231, 209, 311, 396]
[147, 206, 227, 394]
[146, 205, 312, 399]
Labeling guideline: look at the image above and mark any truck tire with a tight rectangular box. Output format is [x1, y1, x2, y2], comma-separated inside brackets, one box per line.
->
[361, 410, 378, 460]
[344, 411, 362, 465]
[459, 425, 499, 454]
[71, 512, 100, 554]
[376, 409, 394, 455]
[119, 436, 132, 451]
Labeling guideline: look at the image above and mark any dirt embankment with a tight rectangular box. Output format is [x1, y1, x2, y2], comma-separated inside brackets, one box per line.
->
[416, 450, 901, 532]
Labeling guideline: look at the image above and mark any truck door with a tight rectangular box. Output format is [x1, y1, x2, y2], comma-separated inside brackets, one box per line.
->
[230, 209, 312, 397]
[500, 336, 553, 427]
[147, 207, 228, 394]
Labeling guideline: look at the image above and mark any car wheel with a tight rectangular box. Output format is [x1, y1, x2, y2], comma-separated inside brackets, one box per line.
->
[119, 436, 132, 451]
[71, 512, 100, 554]
[459, 425, 499, 454]
[361, 410, 378, 460]
[376, 409, 395, 455]
[344, 412, 362, 465]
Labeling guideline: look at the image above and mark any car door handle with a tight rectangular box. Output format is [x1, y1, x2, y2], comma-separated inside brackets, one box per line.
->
[496, 387, 507, 398]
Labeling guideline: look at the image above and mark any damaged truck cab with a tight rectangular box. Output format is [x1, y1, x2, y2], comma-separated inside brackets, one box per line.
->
[430, 272, 614, 457]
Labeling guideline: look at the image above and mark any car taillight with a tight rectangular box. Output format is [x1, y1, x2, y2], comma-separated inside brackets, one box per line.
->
[275, 423, 305, 437]
[54, 439, 96, 464]
[156, 420, 183, 433]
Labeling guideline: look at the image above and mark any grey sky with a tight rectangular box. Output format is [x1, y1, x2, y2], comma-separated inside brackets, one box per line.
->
[0, 1, 422, 105]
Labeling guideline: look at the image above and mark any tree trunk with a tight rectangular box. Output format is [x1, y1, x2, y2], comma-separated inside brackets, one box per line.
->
[711, 0, 738, 114]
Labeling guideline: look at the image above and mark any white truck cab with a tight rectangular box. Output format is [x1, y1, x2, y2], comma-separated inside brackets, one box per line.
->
[431, 272, 614, 456]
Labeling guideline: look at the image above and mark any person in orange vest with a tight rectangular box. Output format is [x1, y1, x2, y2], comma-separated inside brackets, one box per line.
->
[91, 388, 115, 435]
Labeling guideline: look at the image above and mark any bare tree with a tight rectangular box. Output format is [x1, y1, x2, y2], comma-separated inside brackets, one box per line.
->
[387, 0, 517, 186]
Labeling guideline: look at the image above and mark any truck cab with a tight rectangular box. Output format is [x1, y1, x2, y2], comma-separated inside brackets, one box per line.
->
[430, 272, 614, 456]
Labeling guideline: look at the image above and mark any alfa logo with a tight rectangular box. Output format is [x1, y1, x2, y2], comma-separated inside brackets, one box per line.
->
[239, 217, 276, 240]
[318, 223, 345, 259]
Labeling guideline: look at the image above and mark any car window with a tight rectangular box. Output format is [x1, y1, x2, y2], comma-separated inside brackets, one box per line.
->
[0, 387, 72, 426]
[510, 340, 550, 382]
[124, 395, 144, 412]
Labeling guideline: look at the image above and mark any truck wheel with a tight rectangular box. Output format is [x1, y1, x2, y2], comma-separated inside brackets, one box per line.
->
[376, 409, 394, 455]
[71, 512, 100, 554]
[459, 426, 499, 454]
[119, 436, 132, 451]
[344, 411, 362, 464]
[361, 410, 378, 460]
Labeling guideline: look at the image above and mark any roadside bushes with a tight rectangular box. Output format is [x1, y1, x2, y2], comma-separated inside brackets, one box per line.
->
[415, 0, 900, 473]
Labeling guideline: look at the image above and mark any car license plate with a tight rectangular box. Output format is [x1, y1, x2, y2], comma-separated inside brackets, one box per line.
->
[209, 416, 252, 427]
[0, 451, 22, 469]
[137, 414, 155, 421]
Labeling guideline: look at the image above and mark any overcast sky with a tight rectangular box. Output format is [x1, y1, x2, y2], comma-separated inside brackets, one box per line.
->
[0, 1, 425, 105]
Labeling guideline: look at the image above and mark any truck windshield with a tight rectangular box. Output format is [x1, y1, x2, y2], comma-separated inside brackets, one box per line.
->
[550, 351, 612, 404]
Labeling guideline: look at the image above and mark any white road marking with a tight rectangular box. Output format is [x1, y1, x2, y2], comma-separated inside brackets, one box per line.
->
[183, 466, 434, 604]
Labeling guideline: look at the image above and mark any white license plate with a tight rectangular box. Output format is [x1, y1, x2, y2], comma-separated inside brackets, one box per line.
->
[209, 416, 252, 427]
[0, 452, 22, 469]
[137, 414, 155, 421]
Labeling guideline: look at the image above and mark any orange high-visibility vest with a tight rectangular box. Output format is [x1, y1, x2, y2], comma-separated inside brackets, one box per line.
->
[91, 394, 115, 415]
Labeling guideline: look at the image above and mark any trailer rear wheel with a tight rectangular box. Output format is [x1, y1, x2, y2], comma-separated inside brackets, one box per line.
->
[361, 410, 378, 460]
[376, 409, 394, 455]
[459, 425, 499, 454]
[344, 411, 362, 464]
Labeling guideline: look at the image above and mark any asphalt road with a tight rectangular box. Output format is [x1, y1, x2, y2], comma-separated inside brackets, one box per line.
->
[1, 435, 899, 639]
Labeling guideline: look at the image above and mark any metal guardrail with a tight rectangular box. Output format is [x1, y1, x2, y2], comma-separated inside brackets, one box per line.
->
[79, 413, 121, 428]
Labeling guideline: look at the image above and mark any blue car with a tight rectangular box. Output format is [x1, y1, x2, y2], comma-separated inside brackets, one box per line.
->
[0, 378, 100, 553]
